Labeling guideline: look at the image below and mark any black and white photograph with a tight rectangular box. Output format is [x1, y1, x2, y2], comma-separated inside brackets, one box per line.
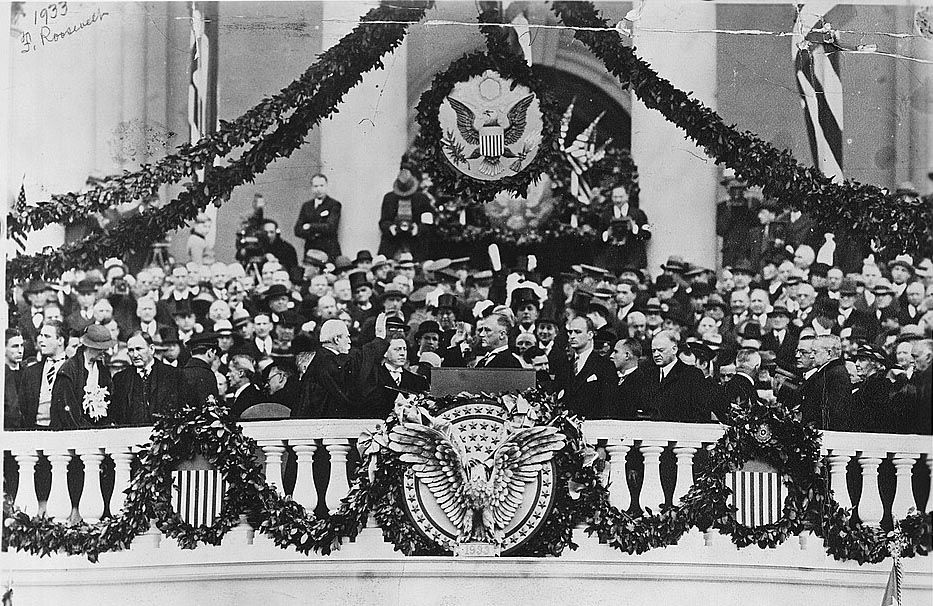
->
[1, 0, 931, 604]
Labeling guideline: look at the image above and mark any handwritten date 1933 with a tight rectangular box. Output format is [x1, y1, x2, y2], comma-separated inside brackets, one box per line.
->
[20, 5, 110, 54]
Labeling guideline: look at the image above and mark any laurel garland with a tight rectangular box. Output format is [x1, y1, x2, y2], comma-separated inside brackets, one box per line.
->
[549, 1, 932, 257]
[2, 391, 929, 563]
[6, 1, 432, 284]
[414, 49, 562, 205]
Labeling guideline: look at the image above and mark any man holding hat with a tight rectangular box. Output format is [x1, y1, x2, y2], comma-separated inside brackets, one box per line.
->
[378, 169, 434, 258]
[294, 173, 342, 258]
[50, 325, 116, 429]
[596, 184, 651, 272]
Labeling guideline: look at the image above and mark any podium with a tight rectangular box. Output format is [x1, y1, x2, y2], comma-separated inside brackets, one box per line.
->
[429, 368, 536, 397]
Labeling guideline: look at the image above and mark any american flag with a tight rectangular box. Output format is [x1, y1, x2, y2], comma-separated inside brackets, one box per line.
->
[188, 1, 219, 245]
[7, 183, 29, 254]
[793, 3, 844, 182]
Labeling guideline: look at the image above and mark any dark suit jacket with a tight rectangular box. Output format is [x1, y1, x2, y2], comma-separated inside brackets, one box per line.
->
[111, 360, 179, 425]
[156, 293, 195, 325]
[476, 349, 524, 369]
[613, 369, 641, 420]
[5, 366, 23, 429]
[798, 358, 852, 430]
[369, 365, 429, 419]
[761, 326, 800, 368]
[906, 366, 932, 435]
[305, 347, 348, 418]
[637, 360, 717, 423]
[65, 309, 95, 337]
[377, 191, 434, 258]
[179, 357, 220, 407]
[596, 205, 651, 271]
[230, 384, 266, 420]
[556, 351, 617, 420]
[851, 372, 901, 433]
[719, 373, 757, 420]
[50, 351, 114, 430]
[17, 360, 58, 429]
[294, 196, 342, 258]
[746, 222, 786, 269]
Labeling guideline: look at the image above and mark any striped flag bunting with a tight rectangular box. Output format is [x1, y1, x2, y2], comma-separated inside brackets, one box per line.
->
[172, 469, 227, 527]
[188, 1, 219, 246]
[7, 183, 29, 254]
[728, 461, 784, 527]
[793, 2, 844, 182]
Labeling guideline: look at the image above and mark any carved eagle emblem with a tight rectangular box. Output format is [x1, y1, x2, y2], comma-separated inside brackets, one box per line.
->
[388, 421, 564, 545]
[445, 93, 536, 177]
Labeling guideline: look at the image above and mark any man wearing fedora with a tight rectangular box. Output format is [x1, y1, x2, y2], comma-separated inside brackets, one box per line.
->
[378, 169, 434, 259]
[111, 331, 180, 426]
[294, 173, 342, 259]
[50, 325, 116, 429]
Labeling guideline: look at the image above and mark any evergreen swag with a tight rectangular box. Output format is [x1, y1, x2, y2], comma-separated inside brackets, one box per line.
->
[7, 0, 928, 284]
[3, 392, 929, 564]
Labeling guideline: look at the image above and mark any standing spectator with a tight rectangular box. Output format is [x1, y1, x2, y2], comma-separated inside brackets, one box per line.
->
[378, 169, 434, 259]
[638, 330, 716, 422]
[5, 329, 25, 428]
[371, 336, 428, 419]
[186, 213, 212, 264]
[609, 338, 641, 419]
[111, 332, 179, 425]
[556, 316, 616, 419]
[777, 205, 817, 251]
[596, 185, 651, 272]
[17, 279, 49, 361]
[798, 334, 851, 430]
[227, 355, 264, 419]
[761, 305, 799, 368]
[65, 278, 99, 336]
[294, 173, 342, 259]
[179, 332, 221, 406]
[259, 219, 300, 281]
[851, 344, 899, 433]
[18, 321, 68, 429]
[747, 200, 784, 269]
[50, 325, 116, 429]
[716, 173, 755, 267]
[907, 340, 932, 434]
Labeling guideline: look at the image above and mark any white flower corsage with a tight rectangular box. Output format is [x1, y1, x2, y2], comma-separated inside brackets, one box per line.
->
[82, 385, 110, 422]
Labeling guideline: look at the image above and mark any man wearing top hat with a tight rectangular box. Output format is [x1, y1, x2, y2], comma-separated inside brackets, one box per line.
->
[111, 331, 180, 426]
[179, 331, 221, 406]
[347, 270, 378, 327]
[378, 169, 434, 259]
[295, 173, 342, 259]
[50, 325, 117, 429]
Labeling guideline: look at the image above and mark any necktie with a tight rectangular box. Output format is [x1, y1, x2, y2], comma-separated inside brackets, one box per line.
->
[46, 361, 58, 387]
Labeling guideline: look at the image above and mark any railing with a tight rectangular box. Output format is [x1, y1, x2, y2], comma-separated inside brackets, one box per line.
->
[3, 421, 932, 535]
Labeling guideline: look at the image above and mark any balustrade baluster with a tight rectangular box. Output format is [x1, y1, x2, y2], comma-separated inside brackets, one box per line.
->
[12, 451, 39, 516]
[259, 441, 286, 491]
[292, 442, 318, 512]
[891, 453, 920, 519]
[639, 441, 667, 512]
[605, 440, 631, 512]
[322, 439, 351, 513]
[76, 448, 105, 523]
[44, 450, 73, 521]
[110, 450, 134, 516]
[926, 457, 933, 513]
[826, 450, 854, 509]
[856, 451, 886, 526]
[672, 442, 700, 504]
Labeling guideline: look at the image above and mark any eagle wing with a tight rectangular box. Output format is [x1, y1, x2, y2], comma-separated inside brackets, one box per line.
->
[487, 425, 565, 530]
[446, 96, 479, 145]
[503, 94, 536, 146]
[388, 422, 469, 531]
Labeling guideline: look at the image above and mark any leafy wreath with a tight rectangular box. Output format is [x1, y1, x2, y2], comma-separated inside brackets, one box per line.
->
[414, 50, 562, 205]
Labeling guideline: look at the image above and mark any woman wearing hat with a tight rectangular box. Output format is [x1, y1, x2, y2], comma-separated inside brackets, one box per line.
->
[850, 344, 902, 433]
[378, 169, 434, 259]
[50, 325, 117, 429]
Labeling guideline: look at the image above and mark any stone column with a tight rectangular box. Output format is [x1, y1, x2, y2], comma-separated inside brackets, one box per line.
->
[630, 1, 718, 271]
[320, 1, 409, 257]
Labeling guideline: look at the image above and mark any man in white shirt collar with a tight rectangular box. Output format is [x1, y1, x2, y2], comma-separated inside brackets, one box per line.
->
[164, 265, 192, 301]
[34, 321, 67, 427]
[136, 296, 160, 339]
[610, 338, 639, 382]
[651, 331, 678, 382]
[253, 313, 274, 356]
[567, 316, 595, 375]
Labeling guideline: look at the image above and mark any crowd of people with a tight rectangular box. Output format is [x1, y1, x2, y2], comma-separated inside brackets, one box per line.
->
[4, 170, 932, 437]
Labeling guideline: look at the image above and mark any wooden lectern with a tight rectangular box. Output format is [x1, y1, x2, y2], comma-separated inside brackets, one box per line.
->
[429, 368, 536, 397]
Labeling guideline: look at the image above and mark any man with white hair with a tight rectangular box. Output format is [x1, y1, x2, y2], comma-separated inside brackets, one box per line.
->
[303, 315, 389, 418]
[798, 334, 851, 429]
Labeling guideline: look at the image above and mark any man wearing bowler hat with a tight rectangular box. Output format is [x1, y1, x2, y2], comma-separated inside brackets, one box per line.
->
[378, 169, 434, 259]
[50, 325, 116, 429]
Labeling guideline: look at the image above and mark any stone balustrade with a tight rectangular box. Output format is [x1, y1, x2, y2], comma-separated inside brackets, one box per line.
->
[3, 421, 931, 537]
